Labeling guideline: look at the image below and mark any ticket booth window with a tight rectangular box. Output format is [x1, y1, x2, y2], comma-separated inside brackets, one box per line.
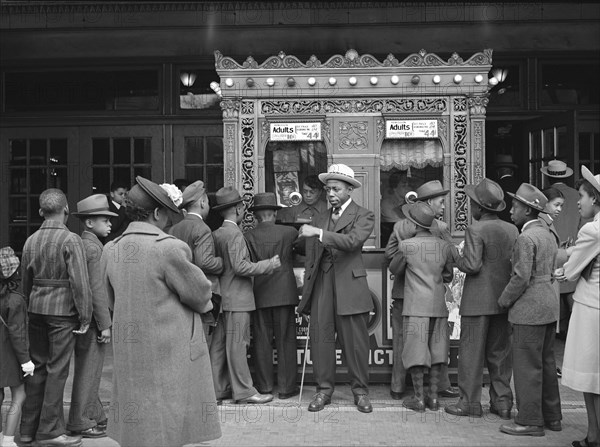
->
[379, 139, 443, 246]
[264, 141, 327, 207]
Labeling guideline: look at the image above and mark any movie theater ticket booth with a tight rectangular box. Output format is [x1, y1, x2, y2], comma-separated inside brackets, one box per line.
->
[215, 48, 493, 383]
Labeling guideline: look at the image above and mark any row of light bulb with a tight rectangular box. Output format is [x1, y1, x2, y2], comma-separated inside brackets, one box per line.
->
[223, 74, 490, 88]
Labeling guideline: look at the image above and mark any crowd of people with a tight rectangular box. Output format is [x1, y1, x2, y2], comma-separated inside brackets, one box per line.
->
[0, 161, 598, 447]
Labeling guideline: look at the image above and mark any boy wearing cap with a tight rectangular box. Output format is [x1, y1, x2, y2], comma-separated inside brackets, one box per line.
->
[169, 181, 231, 404]
[20, 188, 92, 447]
[498, 183, 562, 437]
[65, 194, 116, 439]
[297, 164, 375, 414]
[388, 202, 455, 413]
[245, 193, 300, 400]
[212, 187, 281, 405]
[445, 179, 518, 419]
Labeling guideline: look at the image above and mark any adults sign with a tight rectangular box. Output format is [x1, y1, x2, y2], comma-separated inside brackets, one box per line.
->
[386, 120, 438, 139]
[270, 122, 321, 141]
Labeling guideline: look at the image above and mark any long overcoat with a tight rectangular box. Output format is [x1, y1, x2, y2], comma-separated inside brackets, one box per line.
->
[101, 222, 221, 447]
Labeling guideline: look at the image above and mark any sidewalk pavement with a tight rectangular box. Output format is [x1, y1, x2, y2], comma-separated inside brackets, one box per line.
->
[2, 339, 589, 447]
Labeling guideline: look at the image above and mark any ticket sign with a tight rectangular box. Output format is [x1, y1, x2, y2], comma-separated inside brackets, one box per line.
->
[270, 122, 321, 141]
[386, 120, 438, 139]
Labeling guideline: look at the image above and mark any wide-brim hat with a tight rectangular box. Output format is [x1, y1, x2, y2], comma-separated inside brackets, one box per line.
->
[249, 192, 282, 211]
[401, 202, 435, 230]
[0, 246, 20, 279]
[581, 165, 600, 194]
[415, 180, 449, 201]
[318, 164, 362, 188]
[464, 178, 506, 212]
[494, 154, 518, 168]
[72, 194, 118, 218]
[130, 176, 180, 214]
[507, 183, 547, 213]
[541, 160, 573, 178]
[213, 186, 244, 211]
[179, 180, 206, 209]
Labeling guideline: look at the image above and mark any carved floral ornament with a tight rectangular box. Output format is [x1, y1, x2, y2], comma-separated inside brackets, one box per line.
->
[215, 48, 493, 70]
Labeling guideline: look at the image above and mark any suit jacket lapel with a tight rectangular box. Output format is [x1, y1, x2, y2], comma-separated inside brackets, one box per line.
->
[333, 201, 357, 232]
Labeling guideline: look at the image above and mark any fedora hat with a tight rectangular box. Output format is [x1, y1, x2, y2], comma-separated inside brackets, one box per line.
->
[581, 165, 600, 194]
[0, 246, 20, 280]
[128, 176, 181, 214]
[249, 192, 282, 211]
[415, 180, 449, 201]
[212, 186, 244, 211]
[540, 160, 573, 178]
[72, 194, 118, 218]
[465, 178, 506, 212]
[318, 164, 362, 188]
[507, 183, 547, 213]
[178, 180, 206, 209]
[401, 202, 436, 230]
[494, 154, 518, 168]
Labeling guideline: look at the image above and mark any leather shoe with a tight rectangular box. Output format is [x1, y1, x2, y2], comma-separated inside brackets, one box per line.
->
[279, 388, 300, 400]
[354, 394, 373, 413]
[308, 393, 331, 412]
[490, 406, 511, 420]
[444, 404, 482, 418]
[69, 427, 106, 438]
[425, 396, 439, 411]
[402, 396, 426, 413]
[545, 420, 562, 431]
[34, 434, 83, 446]
[438, 386, 460, 398]
[500, 422, 544, 437]
[390, 390, 404, 400]
[235, 392, 273, 404]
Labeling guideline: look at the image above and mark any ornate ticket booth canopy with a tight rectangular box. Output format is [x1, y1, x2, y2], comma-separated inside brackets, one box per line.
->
[215, 48, 493, 246]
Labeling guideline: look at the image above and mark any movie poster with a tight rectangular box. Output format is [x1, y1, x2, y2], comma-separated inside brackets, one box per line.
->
[274, 171, 299, 206]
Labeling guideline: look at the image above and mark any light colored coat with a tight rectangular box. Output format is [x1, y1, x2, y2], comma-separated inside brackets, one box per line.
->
[101, 222, 220, 447]
[498, 219, 558, 325]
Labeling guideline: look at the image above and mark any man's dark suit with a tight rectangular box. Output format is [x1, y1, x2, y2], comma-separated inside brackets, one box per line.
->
[103, 198, 130, 243]
[454, 214, 518, 415]
[297, 200, 374, 397]
[245, 221, 299, 395]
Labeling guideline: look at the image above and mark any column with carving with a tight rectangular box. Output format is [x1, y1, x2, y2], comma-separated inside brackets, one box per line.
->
[221, 99, 241, 188]
[468, 95, 489, 187]
[451, 97, 469, 233]
[240, 100, 257, 230]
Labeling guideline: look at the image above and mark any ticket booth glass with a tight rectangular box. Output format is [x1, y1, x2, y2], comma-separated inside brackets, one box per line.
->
[379, 138, 443, 246]
[264, 141, 327, 207]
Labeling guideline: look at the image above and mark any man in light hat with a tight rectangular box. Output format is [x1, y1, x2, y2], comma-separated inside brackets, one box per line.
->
[541, 159, 589, 336]
[212, 187, 281, 405]
[297, 164, 375, 413]
[498, 183, 562, 437]
[67, 194, 117, 439]
[20, 189, 92, 447]
[245, 193, 300, 400]
[101, 176, 221, 447]
[445, 179, 518, 419]
[388, 201, 455, 412]
[169, 181, 231, 404]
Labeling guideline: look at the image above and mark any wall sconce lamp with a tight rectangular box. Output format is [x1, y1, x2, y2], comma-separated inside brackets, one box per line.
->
[180, 72, 197, 87]
[209, 81, 222, 97]
[491, 68, 508, 84]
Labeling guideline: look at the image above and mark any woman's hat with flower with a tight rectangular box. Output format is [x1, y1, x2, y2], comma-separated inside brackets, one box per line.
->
[128, 176, 181, 213]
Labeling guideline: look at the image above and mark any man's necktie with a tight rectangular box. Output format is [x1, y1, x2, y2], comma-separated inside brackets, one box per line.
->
[331, 207, 341, 222]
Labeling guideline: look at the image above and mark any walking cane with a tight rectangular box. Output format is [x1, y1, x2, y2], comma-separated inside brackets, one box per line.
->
[298, 315, 310, 406]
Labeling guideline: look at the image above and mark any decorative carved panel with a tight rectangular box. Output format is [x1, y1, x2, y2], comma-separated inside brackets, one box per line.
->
[472, 120, 484, 185]
[453, 97, 467, 112]
[468, 96, 489, 116]
[241, 100, 255, 115]
[241, 117, 255, 230]
[376, 118, 385, 142]
[338, 121, 368, 151]
[261, 98, 447, 115]
[453, 114, 468, 232]
[224, 123, 237, 186]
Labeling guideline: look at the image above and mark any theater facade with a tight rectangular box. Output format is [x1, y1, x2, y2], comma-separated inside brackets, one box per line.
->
[1, 2, 599, 380]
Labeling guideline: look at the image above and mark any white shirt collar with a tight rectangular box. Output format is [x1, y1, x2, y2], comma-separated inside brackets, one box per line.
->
[187, 212, 203, 220]
[336, 198, 352, 215]
[521, 219, 537, 233]
[224, 219, 238, 226]
[112, 200, 121, 210]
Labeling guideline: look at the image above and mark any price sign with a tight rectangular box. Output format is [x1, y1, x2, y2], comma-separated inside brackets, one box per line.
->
[386, 120, 438, 139]
[270, 122, 322, 141]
